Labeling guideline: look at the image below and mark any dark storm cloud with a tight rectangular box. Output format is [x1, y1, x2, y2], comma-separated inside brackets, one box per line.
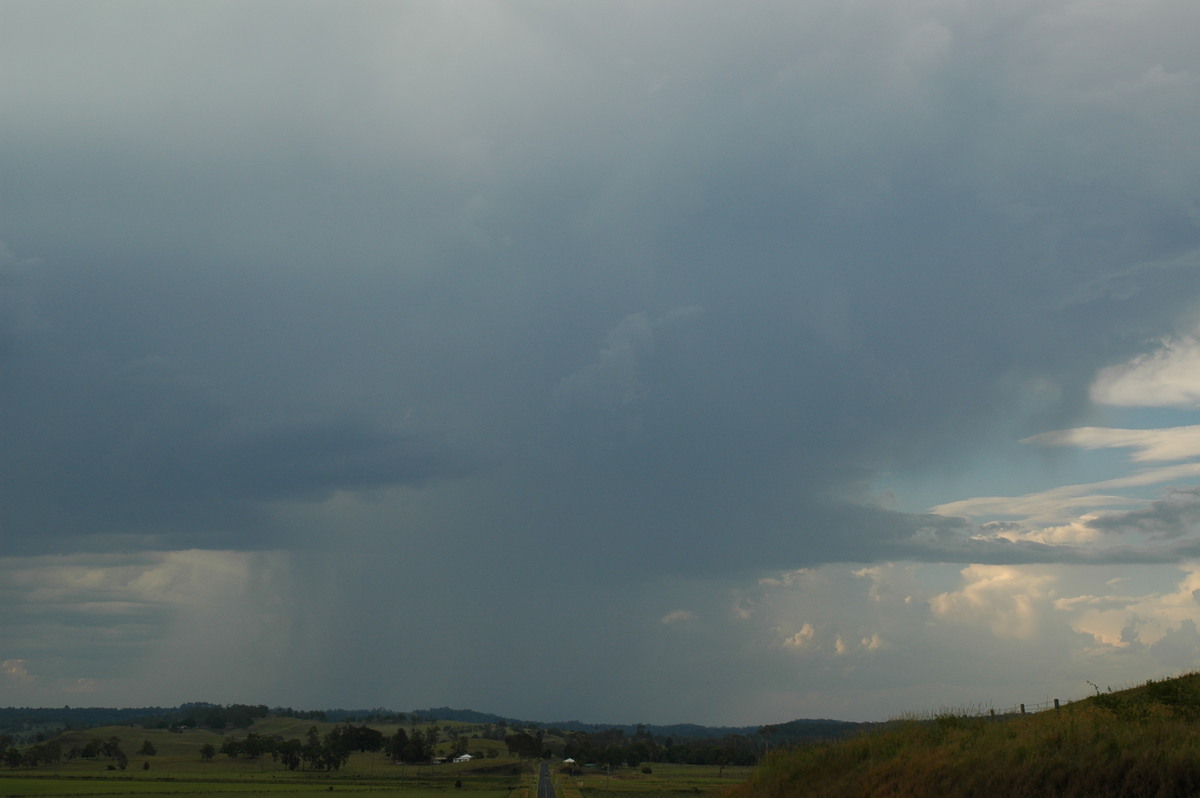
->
[896, 533, 1200, 567]
[3, 0, 1200, 574]
[0, 310, 462, 551]
[6, 0, 1200, 724]
[1086, 487, 1200, 540]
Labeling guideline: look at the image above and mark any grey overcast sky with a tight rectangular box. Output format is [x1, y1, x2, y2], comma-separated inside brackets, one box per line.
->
[4, 0, 1200, 724]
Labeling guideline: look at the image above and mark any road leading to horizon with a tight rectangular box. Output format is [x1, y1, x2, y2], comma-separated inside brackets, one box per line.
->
[538, 761, 556, 798]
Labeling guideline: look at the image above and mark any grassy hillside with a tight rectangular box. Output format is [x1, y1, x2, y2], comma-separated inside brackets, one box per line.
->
[53, 724, 227, 759]
[728, 673, 1200, 797]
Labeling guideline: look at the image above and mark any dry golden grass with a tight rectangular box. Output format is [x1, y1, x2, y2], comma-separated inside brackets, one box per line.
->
[727, 673, 1200, 798]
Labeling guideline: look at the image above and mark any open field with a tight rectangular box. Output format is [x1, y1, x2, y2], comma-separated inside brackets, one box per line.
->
[0, 726, 532, 798]
[0, 765, 525, 797]
[557, 762, 754, 798]
[2, 718, 758, 797]
[0, 776, 429, 796]
[0, 752, 748, 798]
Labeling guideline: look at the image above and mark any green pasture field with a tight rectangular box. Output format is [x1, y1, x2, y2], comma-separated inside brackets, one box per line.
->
[1, 726, 531, 798]
[0, 756, 746, 798]
[2, 721, 748, 797]
[0, 765, 523, 797]
[0, 780, 510, 797]
[0, 775, 389, 795]
[50, 726, 225, 759]
[559, 762, 754, 798]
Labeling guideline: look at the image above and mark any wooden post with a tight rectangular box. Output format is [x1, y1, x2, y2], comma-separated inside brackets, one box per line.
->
[1054, 699, 1060, 711]
[1020, 704, 1026, 715]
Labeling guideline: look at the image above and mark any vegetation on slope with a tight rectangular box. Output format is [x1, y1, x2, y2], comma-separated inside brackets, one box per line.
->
[728, 672, 1200, 798]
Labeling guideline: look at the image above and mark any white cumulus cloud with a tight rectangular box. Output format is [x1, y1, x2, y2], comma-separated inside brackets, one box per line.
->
[1092, 332, 1200, 408]
[661, 609, 696, 624]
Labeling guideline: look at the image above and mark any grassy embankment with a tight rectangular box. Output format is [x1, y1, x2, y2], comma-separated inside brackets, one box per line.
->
[727, 672, 1200, 797]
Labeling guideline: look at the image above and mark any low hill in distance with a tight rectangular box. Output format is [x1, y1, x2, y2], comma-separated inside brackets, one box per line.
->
[729, 671, 1200, 798]
[414, 706, 867, 742]
[0, 701, 867, 749]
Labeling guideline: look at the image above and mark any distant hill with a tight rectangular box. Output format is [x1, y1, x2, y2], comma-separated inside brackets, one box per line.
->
[0, 706, 174, 739]
[0, 701, 867, 745]
[353, 706, 869, 742]
[538, 718, 867, 743]
[402, 707, 766, 738]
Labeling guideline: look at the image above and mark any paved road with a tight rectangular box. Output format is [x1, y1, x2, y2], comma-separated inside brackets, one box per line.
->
[537, 761, 556, 798]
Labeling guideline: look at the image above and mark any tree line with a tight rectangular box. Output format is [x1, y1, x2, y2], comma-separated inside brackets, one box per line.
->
[2, 733, 161, 771]
[212, 723, 492, 770]
[503, 725, 763, 770]
[212, 725, 375, 771]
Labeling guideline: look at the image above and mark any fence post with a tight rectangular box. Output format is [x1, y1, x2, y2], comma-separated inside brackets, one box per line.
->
[1020, 704, 1026, 715]
[1054, 699, 1060, 711]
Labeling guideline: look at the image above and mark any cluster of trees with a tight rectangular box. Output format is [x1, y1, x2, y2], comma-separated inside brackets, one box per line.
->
[384, 727, 440, 763]
[545, 726, 760, 770]
[169, 703, 270, 730]
[504, 729, 545, 758]
[218, 723, 505, 766]
[212, 726, 351, 772]
[3, 732, 65, 769]
[5, 741, 60, 769]
[214, 724, 421, 771]
[3, 735, 137, 771]
[213, 723, 498, 770]
[78, 736, 129, 769]
[268, 707, 328, 722]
